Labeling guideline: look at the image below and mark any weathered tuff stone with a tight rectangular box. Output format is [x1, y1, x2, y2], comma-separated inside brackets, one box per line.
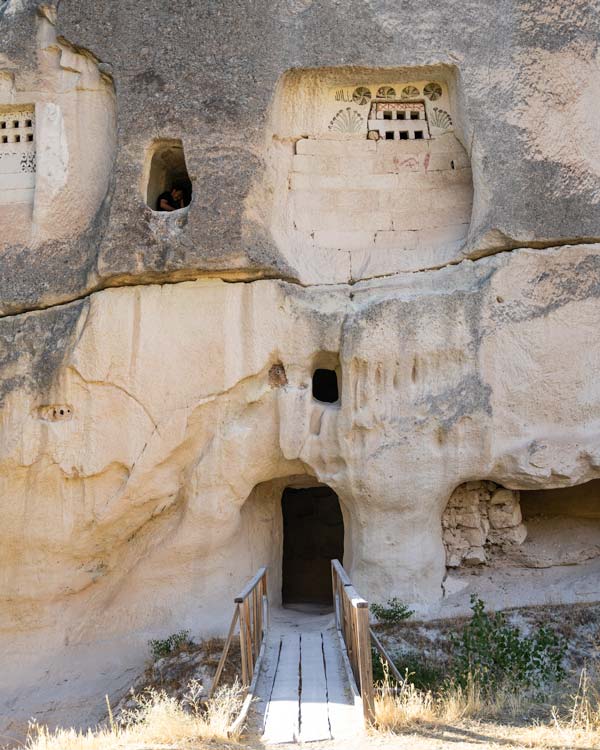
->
[1, 0, 600, 740]
[442, 481, 525, 567]
[0, 0, 599, 311]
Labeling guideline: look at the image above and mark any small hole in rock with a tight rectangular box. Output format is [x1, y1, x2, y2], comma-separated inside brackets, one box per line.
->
[385, 131, 394, 140]
[268, 362, 288, 388]
[312, 369, 339, 404]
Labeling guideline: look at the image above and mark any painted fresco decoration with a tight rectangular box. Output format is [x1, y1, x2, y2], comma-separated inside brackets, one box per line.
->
[329, 108, 365, 133]
[401, 85, 420, 99]
[376, 86, 396, 99]
[0, 107, 36, 205]
[352, 87, 372, 105]
[327, 81, 453, 138]
[20, 152, 36, 172]
[335, 89, 354, 102]
[429, 107, 453, 132]
[423, 82, 443, 100]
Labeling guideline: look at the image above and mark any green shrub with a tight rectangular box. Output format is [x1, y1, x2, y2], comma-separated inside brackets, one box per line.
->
[394, 653, 446, 691]
[371, 598, 414, 625]
[372, 650, 445, 691]
[148, 630, 193, 660]
[449, 596, 566, 692]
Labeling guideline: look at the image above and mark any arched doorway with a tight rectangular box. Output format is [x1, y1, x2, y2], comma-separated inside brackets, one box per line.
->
[281, 485, 344, 606]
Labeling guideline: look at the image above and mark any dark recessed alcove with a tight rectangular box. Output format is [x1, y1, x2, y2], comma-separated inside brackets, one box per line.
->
[145, 139, 192, 211]
[281, 485, 344, 605]
[312, 368, 339, 403]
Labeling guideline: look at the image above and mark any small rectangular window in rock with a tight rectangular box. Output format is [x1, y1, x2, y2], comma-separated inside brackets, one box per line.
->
[312, 368, 339, 404]
[367, 100, 431, 142]
[0, 106, 36, 206]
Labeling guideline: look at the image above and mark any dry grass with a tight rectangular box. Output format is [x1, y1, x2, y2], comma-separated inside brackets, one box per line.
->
[374, 665, 600, 749]
[23, 681, 245, 750]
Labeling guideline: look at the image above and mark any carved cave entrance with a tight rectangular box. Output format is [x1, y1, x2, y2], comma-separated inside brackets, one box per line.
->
[281, 485, 344, 606]
[145, 139, 192, 211]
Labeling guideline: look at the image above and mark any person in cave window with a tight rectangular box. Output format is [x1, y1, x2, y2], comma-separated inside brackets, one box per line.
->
[157, 185, 185, 211]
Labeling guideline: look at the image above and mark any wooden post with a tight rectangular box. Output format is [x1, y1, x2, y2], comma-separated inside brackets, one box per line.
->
[238, 602, 249, 686]
[262, 569, 268, 631]
[356, 602, 375, 724]
[331, 562, 337, 627]
[255, 587, 261, 657]
[244, 598, 254, 681]
[251, 588, 257, 659]
[209, 607, 239, 697]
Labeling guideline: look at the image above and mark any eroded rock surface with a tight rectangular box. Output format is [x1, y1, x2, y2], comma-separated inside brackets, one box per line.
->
[442, 482, 526, 567]
[1, 0, 600, 740]
[0, 0, 598, 310]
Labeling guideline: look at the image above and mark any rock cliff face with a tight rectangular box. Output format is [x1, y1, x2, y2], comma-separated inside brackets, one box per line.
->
[1, 0, 600, 738]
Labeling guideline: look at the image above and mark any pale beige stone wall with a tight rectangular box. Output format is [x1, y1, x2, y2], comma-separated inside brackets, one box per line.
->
[259, 66, 473, 284]
[442, 482, 526, 567]
[289, 134, 471, 279]
[0, 12, 115, 247]
[2, 244, 600, 734]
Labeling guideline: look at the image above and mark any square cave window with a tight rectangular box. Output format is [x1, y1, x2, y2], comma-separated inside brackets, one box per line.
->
[383, 111, 392, 120]
[1, 136, 7, 144]
[0, 122, 5, 129]
[26, 134, 33, 142]
[414, 131, 424, 139]
[312, 369, 339, 404]
[25, 119, 32, 127]
[410, 111, 420, 120]
[399, 131, 409, 140]
[11, 120, 18, 128]
[385, 131, 395, 140]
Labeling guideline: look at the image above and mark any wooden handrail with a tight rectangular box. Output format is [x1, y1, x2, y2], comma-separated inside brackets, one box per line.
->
[331, 559, 375, 724]
[234, 566, 267, 602]
[370, 627, 404, 684]
[331, 558, 352, 587]
[210, 567, 269, 699]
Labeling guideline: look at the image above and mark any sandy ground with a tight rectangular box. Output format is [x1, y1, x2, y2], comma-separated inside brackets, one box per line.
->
[239, 723, 600, 750]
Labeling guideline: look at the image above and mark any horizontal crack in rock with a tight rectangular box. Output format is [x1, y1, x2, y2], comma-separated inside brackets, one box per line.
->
[0, 239, 599, 321]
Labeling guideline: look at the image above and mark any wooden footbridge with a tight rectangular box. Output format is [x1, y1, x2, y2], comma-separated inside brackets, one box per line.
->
[211, 561, 401, 743]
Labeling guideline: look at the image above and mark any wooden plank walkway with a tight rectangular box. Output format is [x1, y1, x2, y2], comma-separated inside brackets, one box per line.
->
[255, 610, 360, 744]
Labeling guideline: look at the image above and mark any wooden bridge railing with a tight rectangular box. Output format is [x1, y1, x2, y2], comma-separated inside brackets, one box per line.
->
[331, 559, 405, 725]
[210, 566, 269, 699]
[331, 559, 375, 723]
